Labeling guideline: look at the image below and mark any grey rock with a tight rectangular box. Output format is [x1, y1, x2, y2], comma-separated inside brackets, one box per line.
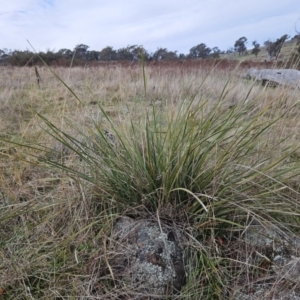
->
[280, 256, 300, 284]
[242, 224, 299, 250]
[103, 129, 116, 145]
[244, 68, 300, 88]
[110, 217, 186, 296]
[234, 285, 300, 300]
[235, 224, 300, 299]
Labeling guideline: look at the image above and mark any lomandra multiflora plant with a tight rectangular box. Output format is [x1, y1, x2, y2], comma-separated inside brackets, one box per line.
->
[2, 63, 300, 299]
[35, 91, 297, 216]
[34, 86, 300, 296]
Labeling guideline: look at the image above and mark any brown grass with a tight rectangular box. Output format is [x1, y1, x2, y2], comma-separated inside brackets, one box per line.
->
[1, 62, 300, 299]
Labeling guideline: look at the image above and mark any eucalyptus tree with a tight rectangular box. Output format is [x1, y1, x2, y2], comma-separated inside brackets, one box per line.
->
[264, 34, 289, 60]
[251, 41, 260, 57]
[188, 43, 211, 58]
[152, 48, 178, 60]
[99, 46, 117, 61]
[234, 37, 247, 55]
[74, 44, 89, 59]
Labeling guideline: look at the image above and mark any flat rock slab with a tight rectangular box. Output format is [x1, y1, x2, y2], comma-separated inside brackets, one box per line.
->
[244, 69, 300, 88]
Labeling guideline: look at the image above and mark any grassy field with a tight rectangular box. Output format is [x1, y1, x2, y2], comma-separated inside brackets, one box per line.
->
[1, 62, 300, 299]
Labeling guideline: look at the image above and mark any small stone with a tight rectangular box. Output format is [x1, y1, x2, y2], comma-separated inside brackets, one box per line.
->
[103, 129, 116, 144]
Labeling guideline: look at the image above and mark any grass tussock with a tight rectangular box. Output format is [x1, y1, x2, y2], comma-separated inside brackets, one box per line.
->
[1, 63, 300, 299]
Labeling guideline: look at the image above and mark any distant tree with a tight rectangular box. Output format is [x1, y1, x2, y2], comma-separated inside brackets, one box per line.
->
[251, 41, 260, 57]
[74, 44, 89, 59]
[86, 50, 100, 61]
[99, 46, 117, 61]
[164, 50, 178, 60]
[178, 53, 186, 59]
[152, 48, 165, 60]
[0, 49, 9, 65]
[117, 46, 133, 61]
[234, 37, 247, 55]
[57, 48, 73, 59]
[188, 43, 211, 59]
[264, 34, 289, 60]
[264, 40, 273, 57]
[9, 50, 34, 66]
[209, 47, 221, 58]
[130, 45, 149, 61]
[115, 45, 148, 61]
[41, 49, 59, 64]
[152, 48, 178, 60]
[55, 49, 73, 65]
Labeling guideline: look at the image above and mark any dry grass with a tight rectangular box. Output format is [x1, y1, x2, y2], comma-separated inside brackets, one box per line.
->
[1, 63, 300, 299]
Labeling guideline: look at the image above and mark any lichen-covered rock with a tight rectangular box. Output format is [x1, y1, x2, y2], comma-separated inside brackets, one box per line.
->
[110, 217, 186, 296]
[277, 256, 300, 284]
[234, 224, 300, 299]
[244, 68, 300, 88]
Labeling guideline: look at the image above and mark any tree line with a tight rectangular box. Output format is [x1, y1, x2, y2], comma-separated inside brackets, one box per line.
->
[0, 34, 298, 66]
[0, 44, 223, 66]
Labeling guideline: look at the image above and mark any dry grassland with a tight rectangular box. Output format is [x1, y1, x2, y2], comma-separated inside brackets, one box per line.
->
[1, 63, 300, 299]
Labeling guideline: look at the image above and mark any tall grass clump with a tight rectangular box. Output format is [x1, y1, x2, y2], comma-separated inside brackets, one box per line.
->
[37, 91, 298, 218]
[1, 64, 300, 299]
[34, 86, 300, 297]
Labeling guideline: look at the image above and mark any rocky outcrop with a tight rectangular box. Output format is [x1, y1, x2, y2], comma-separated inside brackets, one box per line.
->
[244, 68, 300, 88]
[109, 217, 186, 297]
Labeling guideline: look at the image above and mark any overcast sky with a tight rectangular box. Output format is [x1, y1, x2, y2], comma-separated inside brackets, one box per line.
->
[1, 0, 299, 54]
